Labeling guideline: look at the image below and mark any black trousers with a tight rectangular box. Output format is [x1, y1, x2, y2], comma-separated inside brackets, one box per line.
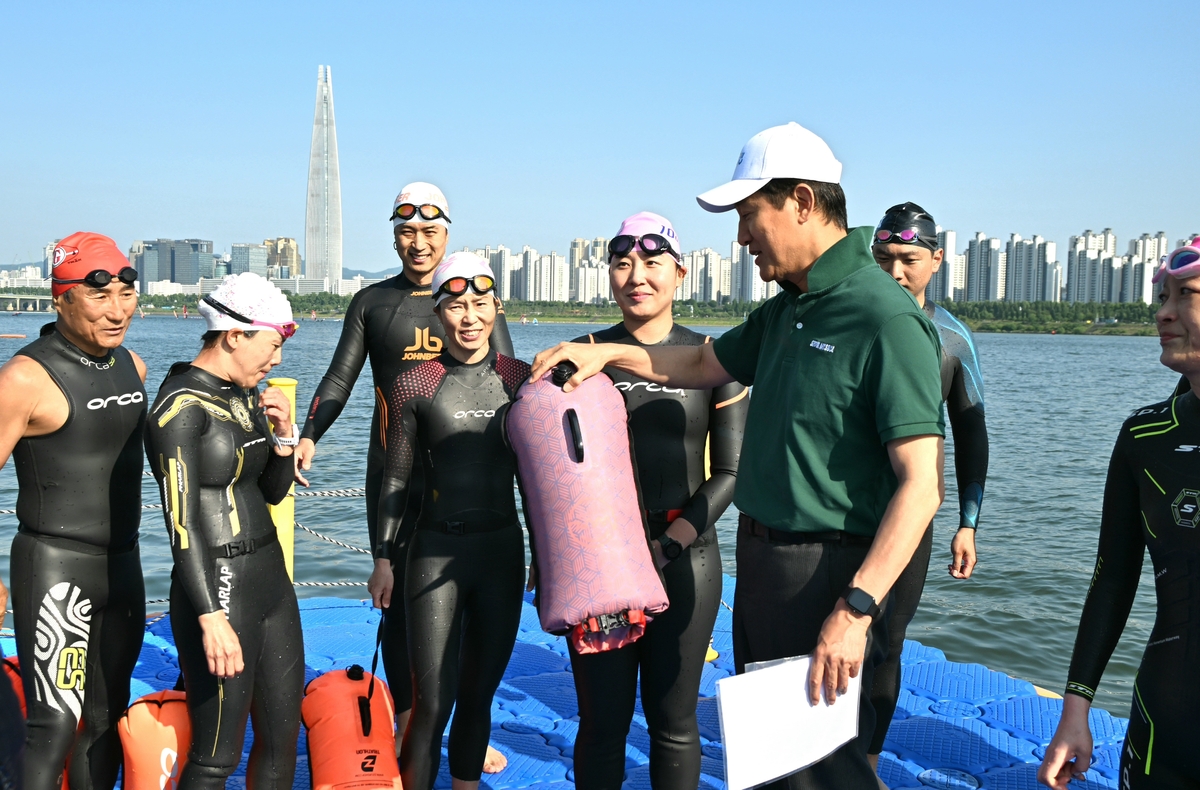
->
[732, 519, 888, 790]
[868, 523, 933, 753]
[569, 538, 722, 790]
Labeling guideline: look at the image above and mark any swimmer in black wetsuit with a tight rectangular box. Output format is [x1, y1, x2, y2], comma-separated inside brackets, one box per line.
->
[568, 212, 748, 790]
[367, 252, 530, 790]
[145, 273, 302, 790]
[1040, 252, 1200, 790]
[297, 184, 512, 765]
[0, 233, 148, 790]
[868, 203, 989, 768]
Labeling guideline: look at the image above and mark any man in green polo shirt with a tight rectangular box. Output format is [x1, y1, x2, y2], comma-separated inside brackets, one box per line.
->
[532, 122, 945, 789]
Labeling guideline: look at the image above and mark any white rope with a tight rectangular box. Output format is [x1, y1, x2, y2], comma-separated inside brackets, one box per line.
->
[296, 522, 372, 555]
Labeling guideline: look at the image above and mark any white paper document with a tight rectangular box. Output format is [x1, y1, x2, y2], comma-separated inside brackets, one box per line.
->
[716, 654, 861, 790]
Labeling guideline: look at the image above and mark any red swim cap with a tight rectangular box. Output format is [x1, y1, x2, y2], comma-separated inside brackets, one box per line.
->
[51, 232, 129, 297]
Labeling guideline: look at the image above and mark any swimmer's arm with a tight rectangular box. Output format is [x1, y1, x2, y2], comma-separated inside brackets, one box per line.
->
[675, 380, 748, 547]
[1064, 439, 1144, 702]
[301, 290, 370, 443]
[0, 352, 57, 463]
[129, 350, 148, 383]
[945, 356, 988, 530]
[149, 405, 222, 615]
[375, 395, 419, 560]
[531, 342, 734, 393]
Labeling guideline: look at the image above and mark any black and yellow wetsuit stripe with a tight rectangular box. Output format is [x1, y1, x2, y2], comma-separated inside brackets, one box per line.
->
[1065, 392, 1200, 788]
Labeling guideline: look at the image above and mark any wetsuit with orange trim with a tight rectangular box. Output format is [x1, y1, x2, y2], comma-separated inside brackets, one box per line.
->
[1064, 393, 1200, 789]
[146, 363, 302, 790]
[569, 323, 748, 790]
[377, 350, 530, 790]
[299, 274, 512, 710]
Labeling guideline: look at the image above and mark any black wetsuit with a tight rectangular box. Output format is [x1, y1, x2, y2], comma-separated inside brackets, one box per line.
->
[146, 363, 302, 790]
[568, 324, 748, 790]
[9, 324, 146, 790]
[377, 350, 529, 790]
[1064, 393, 1200, 788]
[868, 302, 989, 753]
[300, 273, 512, 713]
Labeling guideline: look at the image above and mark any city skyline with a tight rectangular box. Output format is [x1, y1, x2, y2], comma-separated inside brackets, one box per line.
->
[1, 2, 1196, 271]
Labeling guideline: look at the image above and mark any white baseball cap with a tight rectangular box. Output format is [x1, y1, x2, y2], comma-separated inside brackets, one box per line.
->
[392, 181, 450, 229]
[696, 122, 843, 213]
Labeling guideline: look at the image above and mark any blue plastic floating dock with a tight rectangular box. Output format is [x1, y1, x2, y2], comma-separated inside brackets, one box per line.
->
[0, 574, 1126, 789]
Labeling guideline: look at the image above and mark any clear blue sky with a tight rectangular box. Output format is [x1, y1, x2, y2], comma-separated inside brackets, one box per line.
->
[1, 1, 1197, 273]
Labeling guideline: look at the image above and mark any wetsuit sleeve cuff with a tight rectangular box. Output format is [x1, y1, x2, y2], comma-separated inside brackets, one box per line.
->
[374, 542, 392, 561]
[1064, 682, 1096, 702]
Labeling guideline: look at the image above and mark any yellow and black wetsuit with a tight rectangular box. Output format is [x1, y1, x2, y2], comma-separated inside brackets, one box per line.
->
[1065, 393, 1200, 788]
[300, 274, 513, 713]
[145, 363, 301, 790]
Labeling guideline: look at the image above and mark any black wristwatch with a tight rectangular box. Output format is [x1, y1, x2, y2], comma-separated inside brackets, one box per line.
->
[841, 586, 881, 620]
[656, 535, 683, 562]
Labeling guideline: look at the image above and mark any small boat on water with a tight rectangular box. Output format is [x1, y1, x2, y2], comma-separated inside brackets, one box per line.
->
[0, 334, 26, 339]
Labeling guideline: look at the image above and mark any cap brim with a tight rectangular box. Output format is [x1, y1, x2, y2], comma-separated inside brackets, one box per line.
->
[696, 178, 770, 213]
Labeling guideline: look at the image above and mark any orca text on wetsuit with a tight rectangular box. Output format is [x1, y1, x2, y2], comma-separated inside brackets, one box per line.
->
[1063, 392, 1200, 788]
[300, 274, 513, 710]
[9, 322, 146, 790]
[570, 323, 747, 790]
[869, 300, 989, 751]
[377, 349, 529, 790]
[147, 363, 302, 789]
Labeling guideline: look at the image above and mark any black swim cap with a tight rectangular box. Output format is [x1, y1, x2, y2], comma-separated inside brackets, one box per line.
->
[873, 202, 939, 250]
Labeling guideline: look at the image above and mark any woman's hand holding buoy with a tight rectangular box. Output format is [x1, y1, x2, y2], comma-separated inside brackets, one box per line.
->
[199, 611, 245, 678]
[368, 559, 394, 610]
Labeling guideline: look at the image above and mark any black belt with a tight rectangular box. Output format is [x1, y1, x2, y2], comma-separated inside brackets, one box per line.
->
[422, 518, 517, 536]
[739, 513, 873, 546]
[216, 531, 277, 558]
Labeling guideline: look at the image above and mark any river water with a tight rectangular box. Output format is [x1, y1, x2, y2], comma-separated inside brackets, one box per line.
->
[0, 313, 1177, 715]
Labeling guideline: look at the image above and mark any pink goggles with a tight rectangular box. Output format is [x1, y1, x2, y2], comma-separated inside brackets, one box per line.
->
[1152, 237, 1200, 284]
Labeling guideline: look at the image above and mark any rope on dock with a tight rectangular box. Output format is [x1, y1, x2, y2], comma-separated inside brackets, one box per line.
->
[296, 522, 372, 555]
[295, 487, 366, 498]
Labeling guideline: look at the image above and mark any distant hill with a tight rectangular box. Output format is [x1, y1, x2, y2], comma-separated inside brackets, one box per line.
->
[343, 266, 402, 279]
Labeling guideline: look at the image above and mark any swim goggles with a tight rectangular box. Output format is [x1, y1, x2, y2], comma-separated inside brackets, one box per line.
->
[436, 274, 496, 299]
[201, 296, 299, 339]
[52, 267, 139, 289]
[874, 228, 937, 249]
[607, 234, 681, 262]
[1152, 239, 1200, 284]
[391, 203, 451, 223]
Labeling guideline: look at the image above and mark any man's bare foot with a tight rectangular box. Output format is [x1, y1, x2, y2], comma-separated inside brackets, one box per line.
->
[483, 744, 507, 774]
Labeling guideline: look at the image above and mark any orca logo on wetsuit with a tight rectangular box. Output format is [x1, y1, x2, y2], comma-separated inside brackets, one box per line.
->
[159, 748, 181, 790]
[614, 382, 686, 397]
[78, 355, 116, 370]
[402, 327, 443, 362]
[86, 391, 145, 410]
[454, 409, 496, 419]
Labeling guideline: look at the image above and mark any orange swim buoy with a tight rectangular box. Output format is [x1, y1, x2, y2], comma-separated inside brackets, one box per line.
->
[117, 690, 191, 790]
[302, 665, 401, 790]
[2, 657, 24, 718]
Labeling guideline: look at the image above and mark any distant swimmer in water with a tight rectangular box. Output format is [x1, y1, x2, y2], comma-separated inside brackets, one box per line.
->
[0, 232, 148, 790]
[1040, 239, 1200, 790]
[869, 203, 989, 774]
[145, 273, 303, 790]
[568, 212, 748, 790]
[296, 183, 513, 770]
[368, 252, 530, 790]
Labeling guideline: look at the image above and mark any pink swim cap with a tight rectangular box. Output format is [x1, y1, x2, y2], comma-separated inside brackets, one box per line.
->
[613, 212, 682, 260]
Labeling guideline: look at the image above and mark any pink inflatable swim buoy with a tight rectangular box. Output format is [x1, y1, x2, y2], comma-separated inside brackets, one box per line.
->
[507, 364, 669, 653]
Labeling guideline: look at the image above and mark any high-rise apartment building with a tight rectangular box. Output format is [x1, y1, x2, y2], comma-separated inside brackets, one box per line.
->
[489, 246, 519, 301]
[926, 228, 958, 303]
[1004, 234, 1057, 302]
[304, 65, 342, 289]
[1066, 229, 1119, 303]
[966, 233, 1003, 301]
[230, 243, 270, 276]
[129, 239, 214, 285]
[589, 238, 608, 266]
[264, 238, 300, 279]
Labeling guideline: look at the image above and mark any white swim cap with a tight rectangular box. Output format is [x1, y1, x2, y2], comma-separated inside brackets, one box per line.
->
[431, 251, 496, 306]
[199, 273, 295, 334]
[392, 182, 450, 229]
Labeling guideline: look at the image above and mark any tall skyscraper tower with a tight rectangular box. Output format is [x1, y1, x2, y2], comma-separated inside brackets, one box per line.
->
[305, 65, 342, 287]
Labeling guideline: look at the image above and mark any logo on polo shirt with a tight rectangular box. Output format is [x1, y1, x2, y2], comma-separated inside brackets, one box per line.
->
[810, 340, 835, 354]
